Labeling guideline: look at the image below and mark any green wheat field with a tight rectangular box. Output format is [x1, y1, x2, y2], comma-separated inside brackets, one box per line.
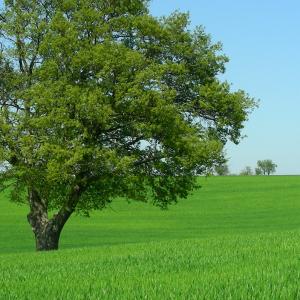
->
[1, 176, 300, 299]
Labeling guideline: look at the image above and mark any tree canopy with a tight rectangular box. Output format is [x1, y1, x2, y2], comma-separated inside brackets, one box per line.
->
[256, 160, 277, 176]
[0, 0, 255, 250]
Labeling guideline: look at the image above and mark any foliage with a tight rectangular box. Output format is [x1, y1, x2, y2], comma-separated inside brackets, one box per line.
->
[256, 160, 277, 176]
[255, 167, 262, 175]
[0, 0, 255, 249]
[240, 166, 252, 176]
[214, 163, 229, 176]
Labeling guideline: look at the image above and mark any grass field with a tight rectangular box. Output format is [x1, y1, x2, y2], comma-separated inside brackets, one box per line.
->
[1, 176, 300, 299]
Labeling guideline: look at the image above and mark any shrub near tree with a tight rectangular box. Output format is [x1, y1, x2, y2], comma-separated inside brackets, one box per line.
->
[214, 163, 230, 176]
[255, 167, 263, 175]
[0, 0, 255, 251]
[240, 166, 253, 176]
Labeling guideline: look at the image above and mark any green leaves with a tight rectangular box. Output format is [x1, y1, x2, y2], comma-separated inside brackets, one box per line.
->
[0, 0, 255, 213]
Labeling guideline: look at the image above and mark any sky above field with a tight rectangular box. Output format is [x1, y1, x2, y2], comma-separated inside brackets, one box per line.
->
[150, 0, 300, 175]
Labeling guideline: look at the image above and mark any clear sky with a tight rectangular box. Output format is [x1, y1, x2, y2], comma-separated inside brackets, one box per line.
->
[150, 0, 300, 175]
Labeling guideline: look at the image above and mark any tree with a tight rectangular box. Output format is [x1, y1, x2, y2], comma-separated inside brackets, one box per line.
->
[240, 166, 253, 176]
[0, 0, 255, 251]
[256, 160, 277, 175]
[214, 163, 230, 176]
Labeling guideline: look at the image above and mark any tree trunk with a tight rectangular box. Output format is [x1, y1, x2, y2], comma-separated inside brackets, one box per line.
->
[34, 223, 61, 251]
[27, 187, 79, 251]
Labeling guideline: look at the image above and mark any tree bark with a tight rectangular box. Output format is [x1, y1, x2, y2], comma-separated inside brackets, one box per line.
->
[34, 222, 61, 251]
[27, 186, 80, 251]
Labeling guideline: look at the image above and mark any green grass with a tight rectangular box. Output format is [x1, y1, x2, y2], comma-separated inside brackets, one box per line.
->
[1, 176, 300, 299]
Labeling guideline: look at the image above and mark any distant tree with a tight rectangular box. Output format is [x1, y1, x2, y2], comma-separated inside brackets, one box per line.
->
[240, 166, 253, 176]
[0, 0, 255, 251]
[214, 164, 230, 176]
[255, 167, 263, 175]
[256, 160, 277, 175]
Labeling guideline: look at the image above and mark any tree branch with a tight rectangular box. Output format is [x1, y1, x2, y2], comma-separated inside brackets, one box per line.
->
[0, 14, 6, 22]
[52, 184, 83, 229]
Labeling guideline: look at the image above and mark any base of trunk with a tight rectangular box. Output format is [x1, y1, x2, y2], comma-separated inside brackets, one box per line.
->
[27, 187, 80, 251]
[35, 231, 60, 251]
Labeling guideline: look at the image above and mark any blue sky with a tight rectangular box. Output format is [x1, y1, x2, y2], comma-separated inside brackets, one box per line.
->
[150, 0, 300, 175]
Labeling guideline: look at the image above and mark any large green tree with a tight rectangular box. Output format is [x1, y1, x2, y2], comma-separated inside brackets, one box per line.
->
[0, 0, 255, 251]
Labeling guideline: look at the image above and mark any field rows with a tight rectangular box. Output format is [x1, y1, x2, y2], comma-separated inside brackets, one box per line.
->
[1, 176, 300, 299]
[2, 232, 300, 299]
